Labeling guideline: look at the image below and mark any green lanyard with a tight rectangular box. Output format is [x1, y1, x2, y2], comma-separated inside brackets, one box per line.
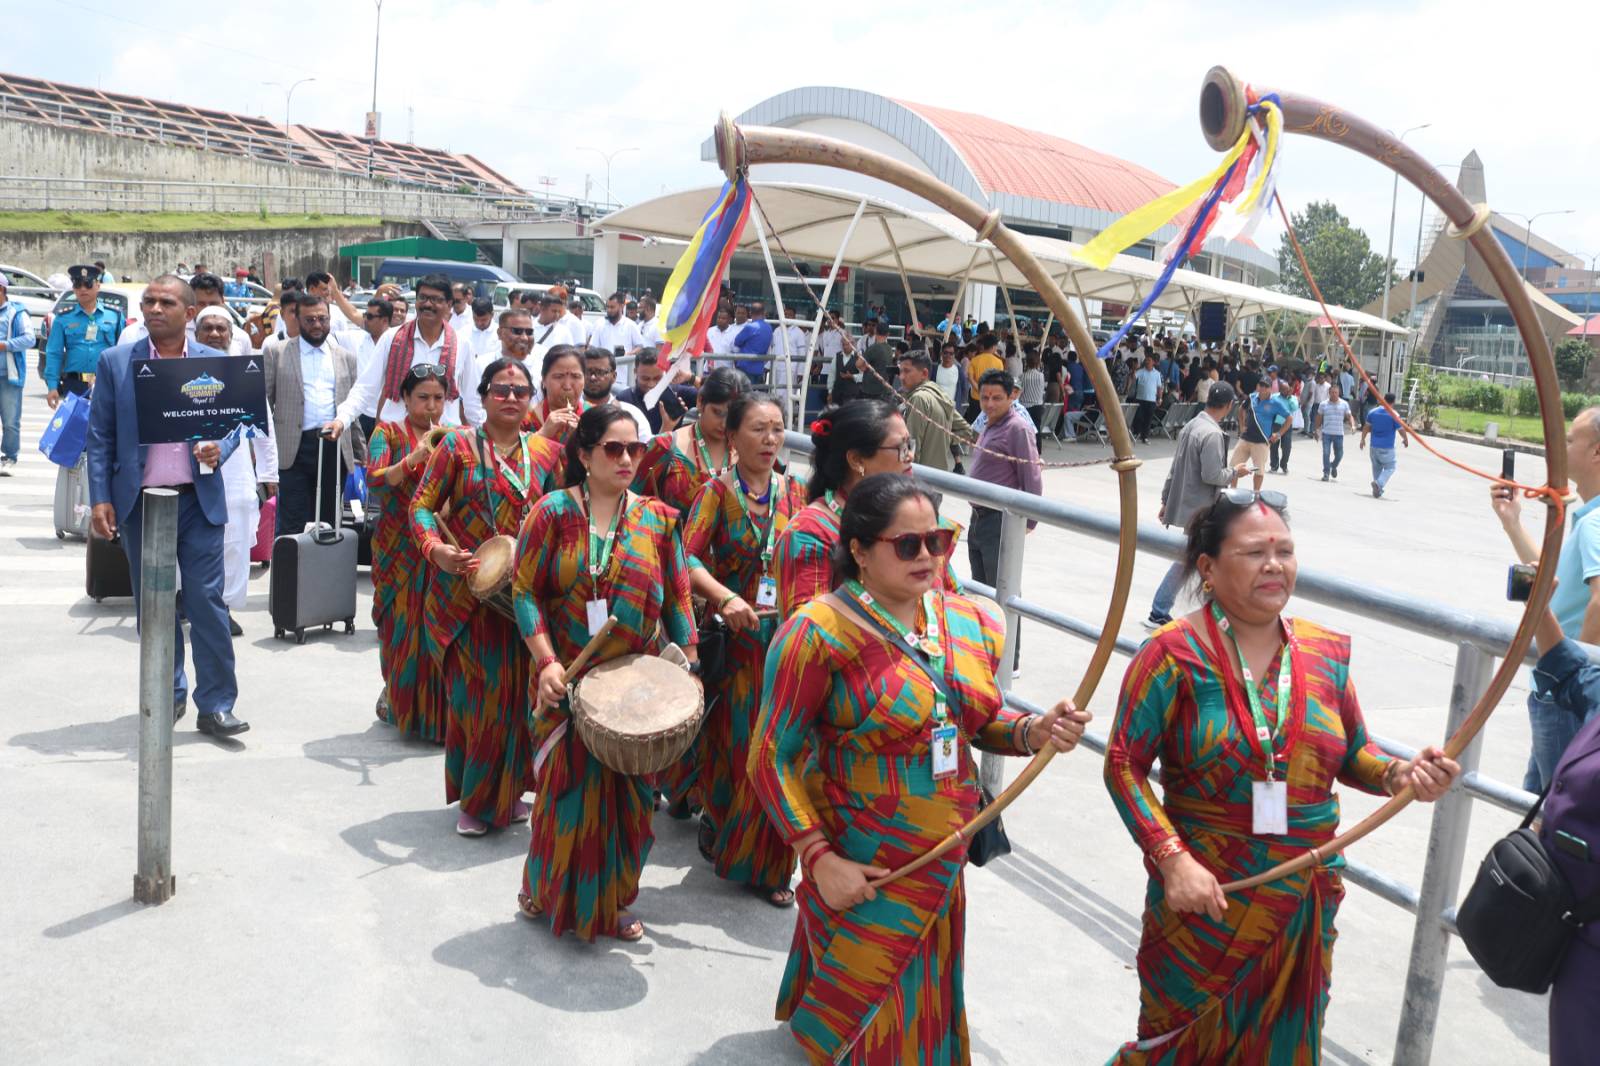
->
[733, 469, 782, 574]
[845, 580, 947, 722]
[1209, 600, 1293, 780]
[583, 485, 626, 587]
[479, 429, 530, 497]
[695, 423, 729, 477]
[823, 489, 843, 518]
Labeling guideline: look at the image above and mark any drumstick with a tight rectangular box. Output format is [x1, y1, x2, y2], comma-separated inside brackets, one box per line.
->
[532, 616, 618, 716]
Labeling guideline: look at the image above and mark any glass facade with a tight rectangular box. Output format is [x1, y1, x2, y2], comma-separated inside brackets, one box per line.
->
[1491, 227, 1563, 273]
[516, 238, 595, 286]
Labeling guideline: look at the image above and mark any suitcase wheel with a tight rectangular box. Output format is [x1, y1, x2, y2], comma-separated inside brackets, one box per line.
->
[94, 595, 104, 603]
[274, 628, 283, 640]
[344, 619, 355, 634]
[57, 530, 65, 540]
[295, 628, 306, 645]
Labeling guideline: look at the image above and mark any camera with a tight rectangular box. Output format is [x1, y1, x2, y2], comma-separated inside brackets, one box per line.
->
[1506, 563, 1537, 603]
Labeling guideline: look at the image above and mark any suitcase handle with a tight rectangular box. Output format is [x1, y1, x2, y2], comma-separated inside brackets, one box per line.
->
[311, 431, 345, 545]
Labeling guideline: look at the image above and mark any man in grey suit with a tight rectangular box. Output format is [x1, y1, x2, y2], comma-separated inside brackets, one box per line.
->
[264, 292, 363, 537]
[1145, 381, 1250, 629]
[86, 275, 248, 737]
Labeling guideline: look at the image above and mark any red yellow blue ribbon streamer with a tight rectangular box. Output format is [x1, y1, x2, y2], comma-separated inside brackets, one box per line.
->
[658, 178, 751, 363]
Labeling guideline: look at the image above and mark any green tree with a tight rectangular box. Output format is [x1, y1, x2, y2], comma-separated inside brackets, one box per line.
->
[1554, 337, 1592, 389]
[1275, 201, 1396, 310]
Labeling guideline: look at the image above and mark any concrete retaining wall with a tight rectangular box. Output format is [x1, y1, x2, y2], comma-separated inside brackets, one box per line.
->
[0, 220, 426, 285]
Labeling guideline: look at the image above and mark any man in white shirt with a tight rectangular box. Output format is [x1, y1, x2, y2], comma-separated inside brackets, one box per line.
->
[637, 295, 664, 348]
[532, 291, 581, 363]
[703, 305, 739, 371]
[581, 348, 651, 440]
[558, 288, 589, 347]
[588, 291, 646, 388]
[334, 273, 477, 431]
[769, 318, 812, 406]
[459, 297, 500, 362]
[462, 308, 535, 426]
[305, 270, 366, 333]
[448, 283, 474, 336]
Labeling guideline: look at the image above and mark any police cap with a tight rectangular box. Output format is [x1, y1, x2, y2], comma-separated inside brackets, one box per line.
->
[67, 264, 102, 286]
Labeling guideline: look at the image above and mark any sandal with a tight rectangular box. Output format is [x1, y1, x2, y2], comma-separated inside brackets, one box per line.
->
[512, 799, 533, 822]
[613, 911, 645, 942]
[753, 884, 796, 909]
[516, 893, 544, 921]
[697, 816, 717, 864]
[456, 812, 489, 837]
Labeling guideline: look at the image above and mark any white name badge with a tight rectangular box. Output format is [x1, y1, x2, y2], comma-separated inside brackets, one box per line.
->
[755, 575, 778, 608]
[1252, 779, 1289, 836]
[586, 598, 609, 637]
[931, 724, 959, 780]
[84, 324, 98, 342]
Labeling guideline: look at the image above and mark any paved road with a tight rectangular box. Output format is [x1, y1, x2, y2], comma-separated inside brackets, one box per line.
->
[0, 377, 1550, 1063]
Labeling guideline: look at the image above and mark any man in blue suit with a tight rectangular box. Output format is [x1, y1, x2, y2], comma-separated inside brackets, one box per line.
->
[86, 275, 249, 737]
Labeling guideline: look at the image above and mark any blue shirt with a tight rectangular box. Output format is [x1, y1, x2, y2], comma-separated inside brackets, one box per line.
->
[1365, 407, 1401, 449]
[733, 318, 773, 378]
[0, 302, 35, 383]
[44, 300, 125, 388]
[1242, 393, 1286, 443]
[1133, 367, 1162, 402]
[970, 398, 1034, 434]
[1553, 495, 1600, 638]
[1066, 361, 1089, 408]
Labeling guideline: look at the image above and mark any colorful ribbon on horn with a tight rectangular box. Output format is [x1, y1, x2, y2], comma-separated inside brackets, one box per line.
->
[646, 177, 752, 406]
[1074, 91, 1282, 360]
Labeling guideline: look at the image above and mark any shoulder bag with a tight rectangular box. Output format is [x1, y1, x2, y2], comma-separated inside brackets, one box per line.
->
[1455, 785, 1600, 994]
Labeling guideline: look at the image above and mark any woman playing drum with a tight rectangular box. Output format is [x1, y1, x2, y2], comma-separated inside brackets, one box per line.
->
[632, 367, 750, 513]
[1103, 491, 1460, 1063]
[750, 473, 1089, 1064]
[679, 392, 807, 906]
[411, 358, 565, 836]
[366, 364, 449, 742]
[526, 345, 587, 440]
[774, 400, 961, 615]
[513, 405, 698, 942]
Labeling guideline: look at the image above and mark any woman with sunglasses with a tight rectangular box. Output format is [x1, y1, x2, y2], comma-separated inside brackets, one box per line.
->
[511, 405, 698, 942]
[750, 473, 1089, 1064]
[678, 392, 809, 907]
[1103, 490, 1460, 1063]
[366, 364, 449, 742]
[527, 345, 588, 441]
[411, 358, 566, 836]
[773, 400, 962, 616]
[632, 367, 751, 513]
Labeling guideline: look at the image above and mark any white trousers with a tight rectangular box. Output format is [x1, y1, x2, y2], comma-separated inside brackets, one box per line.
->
[221, 494, 260, 611]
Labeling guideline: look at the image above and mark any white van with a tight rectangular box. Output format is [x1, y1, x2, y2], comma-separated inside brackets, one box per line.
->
[493, 282, 607, 331]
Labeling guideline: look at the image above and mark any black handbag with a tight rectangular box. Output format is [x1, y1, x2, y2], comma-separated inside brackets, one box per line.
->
[831, 592, 1013, 867]
[697, 615, 729, 687]
[1455, 787, 1600, 994]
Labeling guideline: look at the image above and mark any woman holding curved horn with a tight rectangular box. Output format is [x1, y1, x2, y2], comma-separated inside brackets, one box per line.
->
[750, 473, 1088, 1064]
[526, 345, 588, 440]
[632, 366, 751, 512]
[411, 358, 565, 836]
[774, 400, 961, 615]
[367, 364, 449, 742]
[512, 405, 698, 942]
[678, 392, 807, 906]
[1103, 491, 1460, 1064]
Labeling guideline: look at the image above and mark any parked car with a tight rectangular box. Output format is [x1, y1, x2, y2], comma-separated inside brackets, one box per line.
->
[493, 282, 606, 328]
[2, 263, 65, 350]
[371, 258, 516, 301]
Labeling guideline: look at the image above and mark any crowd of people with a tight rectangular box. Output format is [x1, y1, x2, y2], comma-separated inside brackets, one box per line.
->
[11, 260, 1596, 1063]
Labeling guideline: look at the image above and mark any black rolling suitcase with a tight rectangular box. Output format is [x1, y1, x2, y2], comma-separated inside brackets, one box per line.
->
[269, 436, 358, 644]
[85, 531, 133, 602]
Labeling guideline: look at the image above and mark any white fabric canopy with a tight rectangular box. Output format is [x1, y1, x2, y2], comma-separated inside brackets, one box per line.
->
[598, 182, 1405, 336]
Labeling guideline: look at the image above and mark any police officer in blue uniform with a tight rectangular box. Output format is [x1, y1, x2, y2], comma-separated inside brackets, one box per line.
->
[44, 264, 125, 409]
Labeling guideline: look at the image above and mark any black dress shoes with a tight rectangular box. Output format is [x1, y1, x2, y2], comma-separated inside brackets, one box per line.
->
[197, 711, 250, 737]
[228, 614, 243, 637]
[175, 699, 187, 723]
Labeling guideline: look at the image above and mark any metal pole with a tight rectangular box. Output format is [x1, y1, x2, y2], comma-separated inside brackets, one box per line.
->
[749, 205, 795, 424]
[134, 488, 179, 905]
[983, 509, 1028, 795]
[368, 0, 383, 177]
[793, 198, 867, 430]
[1392, 642, 1491, 1066]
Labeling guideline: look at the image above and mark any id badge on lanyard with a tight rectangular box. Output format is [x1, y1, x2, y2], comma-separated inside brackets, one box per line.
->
[586, 598, 609, 637]
[930, 695, 958, 780]
[1252, 779, 1289, 835]
[755, 575, 778, 608]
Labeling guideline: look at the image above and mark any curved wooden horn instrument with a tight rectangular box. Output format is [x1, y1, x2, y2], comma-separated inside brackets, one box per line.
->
[712, 114, 1145, 890]
[1194, 66, 1568, 893]
[424, 425, 449, 447]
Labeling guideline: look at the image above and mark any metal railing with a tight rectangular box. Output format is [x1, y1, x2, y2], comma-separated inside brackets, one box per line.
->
[783, 430, 1546, 1066]
[0, 175, 618, 223]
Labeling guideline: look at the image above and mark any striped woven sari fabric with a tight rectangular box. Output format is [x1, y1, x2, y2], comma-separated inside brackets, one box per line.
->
[773, 501, 964, 616]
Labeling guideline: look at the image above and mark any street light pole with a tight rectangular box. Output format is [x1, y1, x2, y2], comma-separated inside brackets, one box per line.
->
[368, 0, 384, 176]
[577, 145, 639, 206]
[263, 78, 316, 129]
[1378, 123, 1428, 393]
[1501, 208, 1575, 281]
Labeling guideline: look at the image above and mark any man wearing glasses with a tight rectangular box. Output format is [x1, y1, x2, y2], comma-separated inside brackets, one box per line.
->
[44, 264, 126, 409]
[461, 308, 535, 426]
[334, 273, 476, 431]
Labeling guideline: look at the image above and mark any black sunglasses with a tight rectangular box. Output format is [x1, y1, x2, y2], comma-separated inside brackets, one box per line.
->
[1221, 488, 1288, 510]
[596, 440, 648, 461]
[487, 383, 532, 400]
[505, 327, 535, 337]
[875, 528, 955, 561]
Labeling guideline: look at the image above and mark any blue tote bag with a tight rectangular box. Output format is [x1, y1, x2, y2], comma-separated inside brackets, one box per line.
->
[38, 389, 92, 466]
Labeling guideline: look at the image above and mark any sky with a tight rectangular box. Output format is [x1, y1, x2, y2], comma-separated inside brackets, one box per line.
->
[7, 0, 1599, 272]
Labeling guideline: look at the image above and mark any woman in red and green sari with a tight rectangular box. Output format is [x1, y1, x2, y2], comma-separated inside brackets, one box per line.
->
[751, 473, 1089, 1064]
[411, 358, 565, 837]
[525, 345, 589, 439]
[632, 366, 749, 513]
[680, 392, 808, 907]
[512, 405, 698, 942]
[366, 364, 448, 742]
[1103, 491, 1460, 1064]
[774, 400, 962, 615]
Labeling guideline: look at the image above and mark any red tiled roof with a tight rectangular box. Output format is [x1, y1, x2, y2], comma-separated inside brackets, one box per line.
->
[1569, 319, 1600, 336]
[894, 98, 1179, 213]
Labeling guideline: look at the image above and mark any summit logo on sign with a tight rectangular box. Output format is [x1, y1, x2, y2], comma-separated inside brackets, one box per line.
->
[179, 372, 226, 404]
[136, 363, 156, 378]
